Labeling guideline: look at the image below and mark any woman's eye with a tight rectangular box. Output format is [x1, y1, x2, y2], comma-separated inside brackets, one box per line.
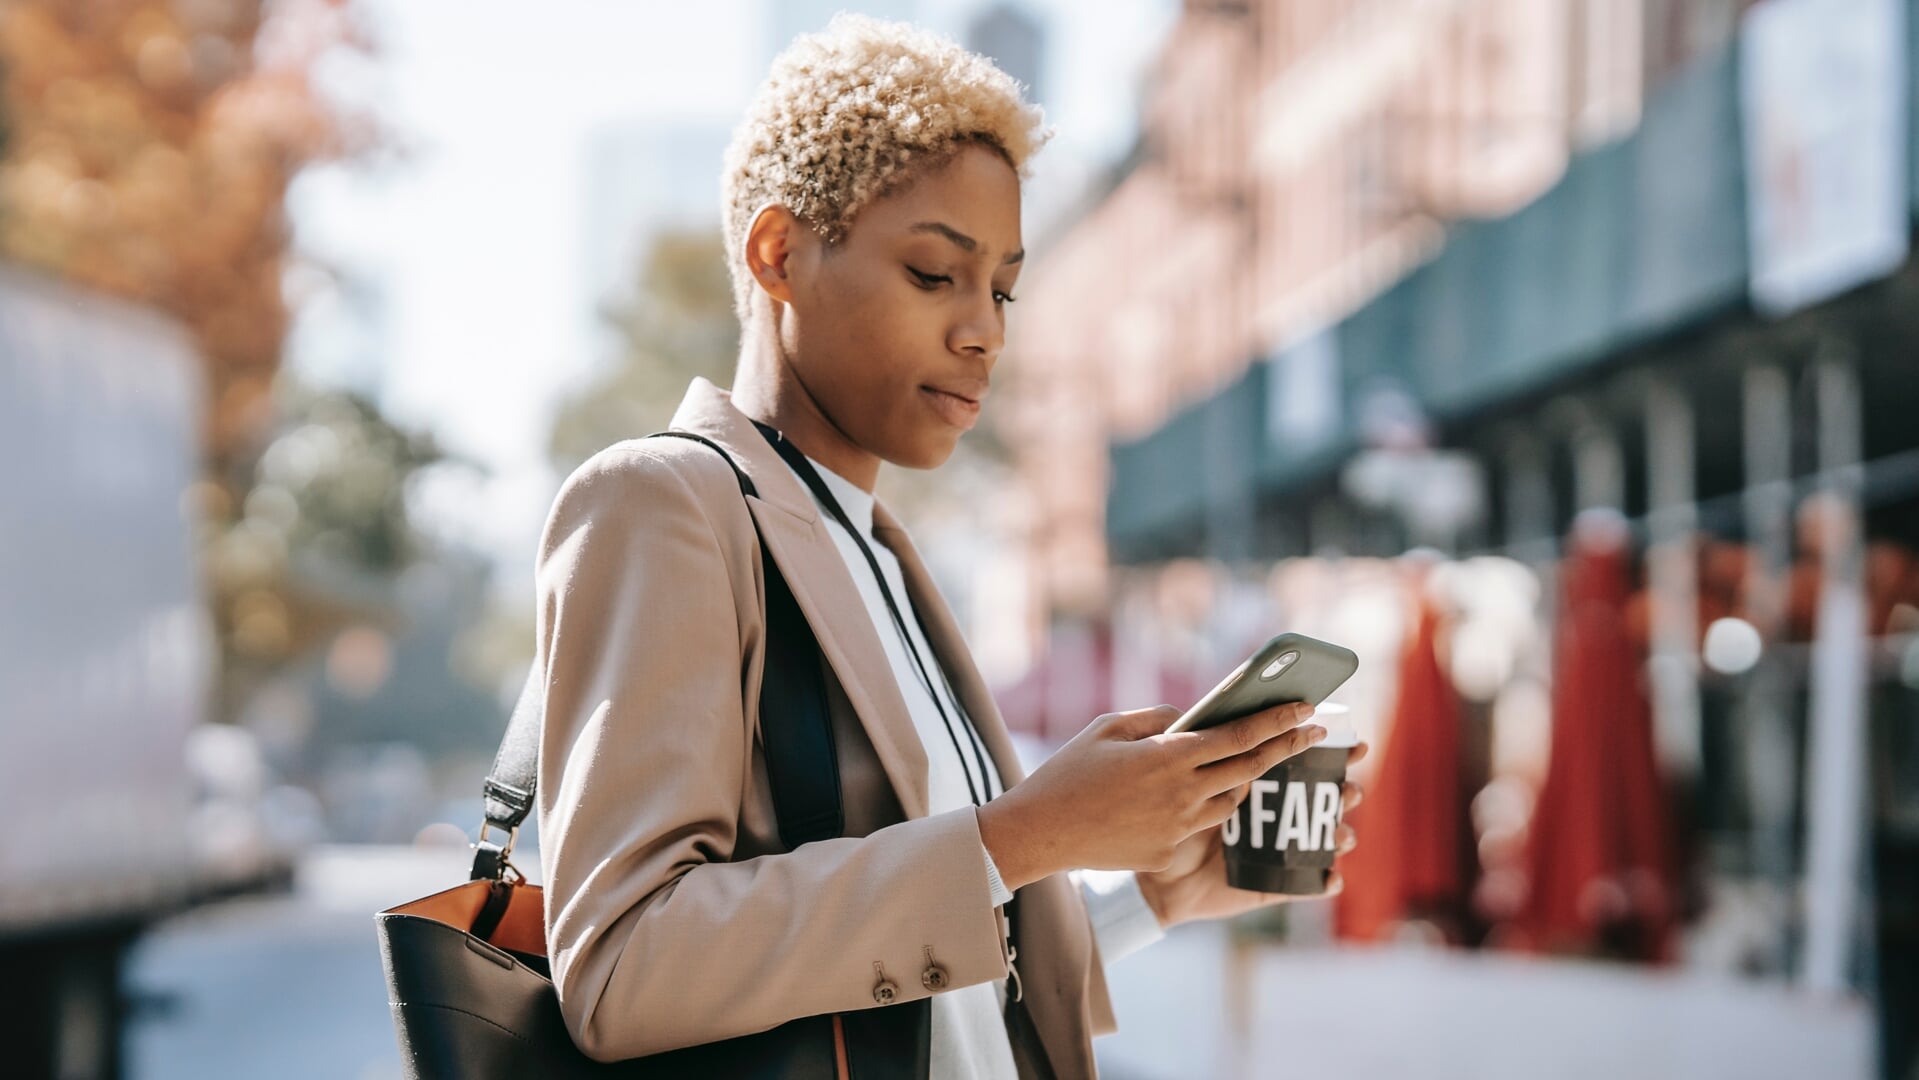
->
[911, 266, 1015, 306]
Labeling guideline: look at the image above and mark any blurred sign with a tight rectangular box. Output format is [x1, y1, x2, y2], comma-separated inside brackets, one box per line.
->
[1740, 0, 1909, 316]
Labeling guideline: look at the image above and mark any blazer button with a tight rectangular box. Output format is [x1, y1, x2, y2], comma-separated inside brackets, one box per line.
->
[871, 960, 899, 1005]
[919, 946, 949, 991]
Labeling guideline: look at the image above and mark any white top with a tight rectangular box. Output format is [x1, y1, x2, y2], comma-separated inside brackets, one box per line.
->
[790, 450, 1165, 1079]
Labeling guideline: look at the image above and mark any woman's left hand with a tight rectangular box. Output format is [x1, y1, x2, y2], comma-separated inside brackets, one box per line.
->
[1135, 740, 1368, 929]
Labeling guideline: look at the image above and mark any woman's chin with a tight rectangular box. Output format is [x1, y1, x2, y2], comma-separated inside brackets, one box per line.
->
[893, 432, 961, 471]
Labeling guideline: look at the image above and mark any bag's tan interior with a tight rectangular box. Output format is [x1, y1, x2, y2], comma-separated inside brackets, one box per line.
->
[386, 880, 548, 956]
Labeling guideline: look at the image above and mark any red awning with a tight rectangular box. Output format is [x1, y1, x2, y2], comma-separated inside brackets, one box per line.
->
[1515, 514, 1679, 962]
[1335, 594, 1474, 942]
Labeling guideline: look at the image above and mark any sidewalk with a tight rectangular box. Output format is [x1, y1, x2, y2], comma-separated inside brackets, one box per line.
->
[127, 845, 1876, 1079]
[1094, 916, 1874, 1080]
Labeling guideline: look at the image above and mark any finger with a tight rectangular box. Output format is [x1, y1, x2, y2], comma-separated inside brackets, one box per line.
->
[1346, 740, 1370, 767]
[1201, 785, 1235, 827]
[1113, 704, 1184, 740]
[1342, 781, 1363, 811]
[1195, 720, 1328, 795]
[1336, 823, 1356, 854]
[1325, 870, 1345, 895]
[1179, 701, 1317, 765]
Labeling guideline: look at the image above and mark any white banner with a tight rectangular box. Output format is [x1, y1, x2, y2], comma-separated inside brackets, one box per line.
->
[1741, 0, 1909, 316]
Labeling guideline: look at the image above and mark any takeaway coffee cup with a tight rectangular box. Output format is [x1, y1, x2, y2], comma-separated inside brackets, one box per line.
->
[1221, 717, 1357, 895]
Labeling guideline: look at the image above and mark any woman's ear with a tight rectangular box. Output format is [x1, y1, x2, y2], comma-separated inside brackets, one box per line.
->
[744, 203, 801, 306]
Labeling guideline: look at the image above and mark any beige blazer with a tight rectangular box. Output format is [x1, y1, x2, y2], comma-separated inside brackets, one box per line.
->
[533, 375, 1118, 1074]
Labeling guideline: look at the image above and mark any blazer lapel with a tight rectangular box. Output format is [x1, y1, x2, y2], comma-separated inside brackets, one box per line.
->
[666, 377, 932, 820]
[868, 504, 1028, 792]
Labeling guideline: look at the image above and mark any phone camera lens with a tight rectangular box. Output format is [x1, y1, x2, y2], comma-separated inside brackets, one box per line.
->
[1260, 651, 1299, 680]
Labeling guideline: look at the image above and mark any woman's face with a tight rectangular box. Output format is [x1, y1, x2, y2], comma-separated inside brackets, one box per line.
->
[756, 142, 1023, 472]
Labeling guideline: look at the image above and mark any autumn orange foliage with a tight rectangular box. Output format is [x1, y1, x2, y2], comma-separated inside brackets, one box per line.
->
[0, 0, 378, 465]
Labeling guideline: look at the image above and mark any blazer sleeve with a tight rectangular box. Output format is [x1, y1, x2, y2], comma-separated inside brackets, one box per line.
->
[533, 445, 1011, 1063]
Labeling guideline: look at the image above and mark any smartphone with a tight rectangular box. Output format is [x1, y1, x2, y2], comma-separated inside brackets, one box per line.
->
[1163, 632, 1359, 735]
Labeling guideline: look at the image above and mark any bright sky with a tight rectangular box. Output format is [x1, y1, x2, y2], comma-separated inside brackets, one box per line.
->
[286, 0, 1176, 597]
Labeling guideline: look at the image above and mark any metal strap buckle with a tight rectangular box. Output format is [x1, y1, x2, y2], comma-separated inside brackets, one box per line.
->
[476, 821, 524, 884]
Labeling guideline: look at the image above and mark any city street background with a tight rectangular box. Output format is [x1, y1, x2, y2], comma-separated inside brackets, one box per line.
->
[2, 0, 1913, 1077]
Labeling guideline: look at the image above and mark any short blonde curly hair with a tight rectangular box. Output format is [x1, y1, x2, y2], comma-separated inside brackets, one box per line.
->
[720, 13, 1054, 323]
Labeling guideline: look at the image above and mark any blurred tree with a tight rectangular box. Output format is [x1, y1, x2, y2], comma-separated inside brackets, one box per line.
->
[0, 0, 383, 470]
[549, 227, 741, 474]
[0, 0, 417, 726]
[210, 372, 483, 724]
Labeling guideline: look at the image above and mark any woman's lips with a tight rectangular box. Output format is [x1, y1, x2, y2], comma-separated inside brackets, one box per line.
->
[921, 386, 981, 430]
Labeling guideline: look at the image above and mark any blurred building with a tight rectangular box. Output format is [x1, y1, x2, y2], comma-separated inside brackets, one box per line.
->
[1006, 0, 1682, 631]
[1000, 0, 1916, 1073]
[966, 3, 1047, 104]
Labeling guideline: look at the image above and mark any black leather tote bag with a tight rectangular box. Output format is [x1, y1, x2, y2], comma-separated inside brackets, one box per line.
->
[374, 430, 930, 1079]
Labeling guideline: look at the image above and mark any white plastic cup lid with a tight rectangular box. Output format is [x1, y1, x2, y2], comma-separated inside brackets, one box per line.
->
[1311, 701, 1359, 749]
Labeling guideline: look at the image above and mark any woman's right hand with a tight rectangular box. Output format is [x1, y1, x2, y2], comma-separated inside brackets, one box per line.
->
[976, 702, 1325, 891]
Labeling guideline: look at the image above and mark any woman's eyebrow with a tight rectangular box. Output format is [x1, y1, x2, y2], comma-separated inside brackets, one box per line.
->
[908, 221, 1024, 265]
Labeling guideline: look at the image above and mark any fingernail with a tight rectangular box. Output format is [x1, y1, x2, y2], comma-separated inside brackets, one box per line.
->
[1307, 725, 1326, 742]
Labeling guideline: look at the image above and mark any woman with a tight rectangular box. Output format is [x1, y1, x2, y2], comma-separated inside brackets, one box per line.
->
[533, 14, 1365, 1077]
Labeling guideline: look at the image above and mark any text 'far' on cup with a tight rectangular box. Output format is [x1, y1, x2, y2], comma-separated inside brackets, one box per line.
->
[1222, 719, 1357, 896]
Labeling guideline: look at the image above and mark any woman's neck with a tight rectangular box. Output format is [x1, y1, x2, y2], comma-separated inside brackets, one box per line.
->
[730, 312, 882, 493]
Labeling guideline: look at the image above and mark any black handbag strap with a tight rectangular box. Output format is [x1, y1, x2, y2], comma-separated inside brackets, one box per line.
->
[471, 429, 843, 881]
